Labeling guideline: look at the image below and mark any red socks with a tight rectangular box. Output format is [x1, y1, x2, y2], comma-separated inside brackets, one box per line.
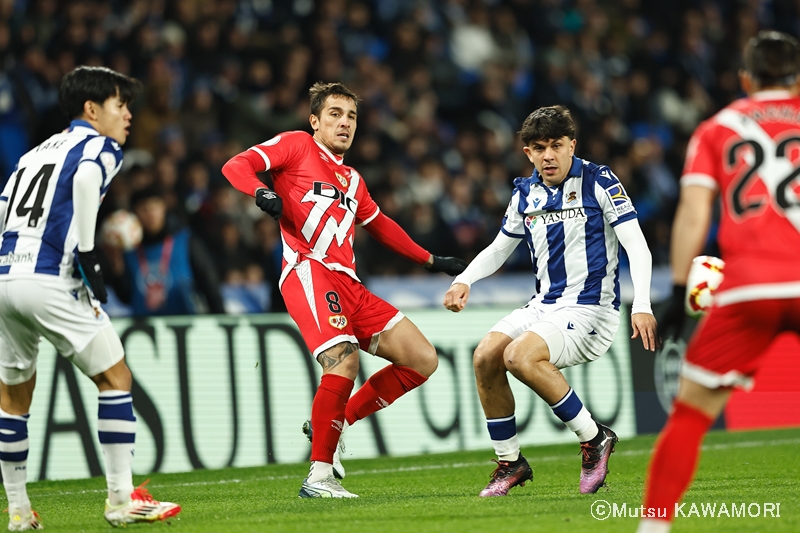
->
[310, 374, 354, 463]
[643, 401, 715, 520]
[345, 365, 427, 425]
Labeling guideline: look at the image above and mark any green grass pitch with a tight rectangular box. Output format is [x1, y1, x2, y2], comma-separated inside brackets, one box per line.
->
[19, 427, 799, 533]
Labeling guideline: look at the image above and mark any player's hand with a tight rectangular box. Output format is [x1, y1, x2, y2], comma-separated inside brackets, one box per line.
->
[426, 255, 467, 276]
[77, 249, 108, 303]
[444, 283, 470, 312]
[631, 312, 658, 351]
[658, 284, 687, 342]
[255, 188, 283, 220]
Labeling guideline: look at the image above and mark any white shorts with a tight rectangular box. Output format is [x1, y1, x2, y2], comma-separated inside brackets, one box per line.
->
[490, 301, 620, 368]
[0, 277, 124, 385]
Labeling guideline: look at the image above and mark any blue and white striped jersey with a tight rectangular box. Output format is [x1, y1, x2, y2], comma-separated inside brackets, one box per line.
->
[0, 120, 122, 280]
[502, 156, 637, 310]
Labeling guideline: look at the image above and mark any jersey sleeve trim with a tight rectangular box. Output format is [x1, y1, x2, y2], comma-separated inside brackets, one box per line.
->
[248, 146, 271, 170]
[609, 212, 638, 227]
[500, 226, 525, 239]
[681, 173, 718, 190]
[358, 206, 380, 226]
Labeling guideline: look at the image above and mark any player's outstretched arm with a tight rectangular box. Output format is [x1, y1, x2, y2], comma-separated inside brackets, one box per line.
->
[362, 211, 452, 266]
[614, 219, 658, 350]
[442, 231, 520, 313]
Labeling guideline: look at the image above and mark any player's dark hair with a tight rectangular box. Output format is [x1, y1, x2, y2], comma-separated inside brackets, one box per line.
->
[59, 66, 141, 120]
[518, 105, 576, 146]
[744, 30, 800, 87]
[309, 81, 360, 116]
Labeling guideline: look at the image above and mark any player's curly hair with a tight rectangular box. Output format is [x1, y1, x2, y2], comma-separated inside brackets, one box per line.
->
[309, 81, 361, 117]
[744, 30, 800, 87]
[59, 66, 140, 120]
[518, 105, 576, 146]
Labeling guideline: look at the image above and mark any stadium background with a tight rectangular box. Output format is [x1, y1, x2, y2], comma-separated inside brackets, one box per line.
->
[0, 0, 798, 480]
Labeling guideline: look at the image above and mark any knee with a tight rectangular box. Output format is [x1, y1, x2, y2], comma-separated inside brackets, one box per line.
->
[415, 342, 438, 378]
[94, 360, 132, 391]
[473, 343, 504, 377]
[502, 341, 527, 372]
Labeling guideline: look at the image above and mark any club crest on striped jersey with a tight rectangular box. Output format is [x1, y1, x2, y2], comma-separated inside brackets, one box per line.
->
[335, 172, 348, 187]
[565, 191, 578, 205]
[329, 315, 348, 329]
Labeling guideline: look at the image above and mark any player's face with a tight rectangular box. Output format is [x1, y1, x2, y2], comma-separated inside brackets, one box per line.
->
[310, 95, 357, 155]
[93, 92, 132, 145]
[523, 136, 577, 186]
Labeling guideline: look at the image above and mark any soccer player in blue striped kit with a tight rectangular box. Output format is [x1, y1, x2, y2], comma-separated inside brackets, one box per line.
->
[444, 106, 658, 496]
[0, 66, 180, 529]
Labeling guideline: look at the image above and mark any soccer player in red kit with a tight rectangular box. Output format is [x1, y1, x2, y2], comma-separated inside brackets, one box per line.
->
[638, 31, 800, 532]
[222, 81, 466, 498]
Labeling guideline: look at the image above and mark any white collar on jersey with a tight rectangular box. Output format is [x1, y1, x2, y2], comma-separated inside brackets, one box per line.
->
[68, 119, 100, 136]
[751, 90, 794, 101]
[313, 138, 344, 165]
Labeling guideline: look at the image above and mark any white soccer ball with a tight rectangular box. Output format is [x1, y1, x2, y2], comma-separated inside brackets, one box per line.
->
[684, 255, 725, 320]
[100, 209, 143, 251]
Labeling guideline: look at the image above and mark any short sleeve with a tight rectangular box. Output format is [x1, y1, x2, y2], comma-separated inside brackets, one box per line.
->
[595, 167, 637, 227]
[500, 191, 525, 238]
[247, 130, 307, 174]
[681, 119, 720, 190]
[81, 136, 124, 189]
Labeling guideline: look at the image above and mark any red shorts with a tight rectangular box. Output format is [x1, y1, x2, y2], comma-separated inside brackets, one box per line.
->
[682, 298, 800, 389]
[281, 260, 403, 357]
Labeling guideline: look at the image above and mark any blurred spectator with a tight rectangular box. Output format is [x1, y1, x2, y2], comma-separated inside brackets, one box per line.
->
[104, 185, 225, 316]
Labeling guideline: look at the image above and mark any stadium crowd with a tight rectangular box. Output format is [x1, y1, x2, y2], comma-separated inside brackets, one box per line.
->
[1, 0, 798, 314]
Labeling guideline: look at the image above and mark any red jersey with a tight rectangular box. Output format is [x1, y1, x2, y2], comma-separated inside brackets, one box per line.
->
[247, 131, 379, 281]
[682, 90, 800, 298]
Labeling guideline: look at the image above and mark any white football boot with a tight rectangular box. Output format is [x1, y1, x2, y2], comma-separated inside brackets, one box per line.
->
[104, 481, 181, 527]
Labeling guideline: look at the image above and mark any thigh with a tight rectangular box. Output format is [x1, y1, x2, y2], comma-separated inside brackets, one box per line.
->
[532, 304, 619, 369]
[682, 299, 789, 389]
[281, 261, 360, 358]
[0, 282, 42, 381]
[69, 324, 125, 379]
[350, 288, 403, 355]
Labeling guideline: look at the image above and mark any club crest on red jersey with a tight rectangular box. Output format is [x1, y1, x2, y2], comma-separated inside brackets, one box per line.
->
[335, 172, 348, 188]
[329, 315, 348, 329]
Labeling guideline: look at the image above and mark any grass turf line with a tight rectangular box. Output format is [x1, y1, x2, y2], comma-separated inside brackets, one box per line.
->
[15, 427, 800, 533]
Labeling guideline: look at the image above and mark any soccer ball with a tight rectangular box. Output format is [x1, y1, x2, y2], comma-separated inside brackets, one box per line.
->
[685, 255, 725, 320]
[100, 209, 143, 251]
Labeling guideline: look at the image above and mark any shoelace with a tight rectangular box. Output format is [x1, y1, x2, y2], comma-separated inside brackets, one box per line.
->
[488, 459, 514, 480]
[580, 442, 603, 466]
[131, 479, 156, 503]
